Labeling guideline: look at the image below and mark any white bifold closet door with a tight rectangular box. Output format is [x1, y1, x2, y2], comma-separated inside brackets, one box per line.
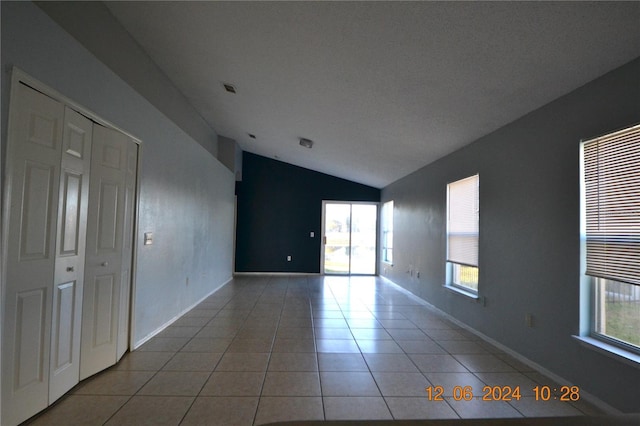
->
[2, 82, 137, 426]
[2, 83, 92, 423]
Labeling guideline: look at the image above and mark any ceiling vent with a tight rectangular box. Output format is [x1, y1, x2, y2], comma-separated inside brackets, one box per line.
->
[223, 83, 236, 94]
[299, 138, 313, 149]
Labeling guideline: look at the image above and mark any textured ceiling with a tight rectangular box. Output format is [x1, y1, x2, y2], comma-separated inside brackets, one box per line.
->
[105, 1, 640, 188]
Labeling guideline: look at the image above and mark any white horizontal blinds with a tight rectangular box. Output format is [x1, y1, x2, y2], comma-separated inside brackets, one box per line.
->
[447, 174, 479, 266]
[584, 124, 640, 286]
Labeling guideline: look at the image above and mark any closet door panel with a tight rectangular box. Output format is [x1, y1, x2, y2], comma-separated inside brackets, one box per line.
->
[2, 83, 64, 426]
[80, 125, 127, 380]
[20, 162, 56, 259]
[50, 107, 92, 403]
[14, 289, 47, 388]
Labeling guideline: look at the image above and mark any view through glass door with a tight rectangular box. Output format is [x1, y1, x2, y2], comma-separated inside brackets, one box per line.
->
[322, 201, 377, 274]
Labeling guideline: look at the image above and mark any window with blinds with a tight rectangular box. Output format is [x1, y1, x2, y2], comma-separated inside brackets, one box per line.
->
[447, 174, 479, 293]
[582, 124, 640, 354]
[382, 201, 394, 264]
[584, 124, 640, 287]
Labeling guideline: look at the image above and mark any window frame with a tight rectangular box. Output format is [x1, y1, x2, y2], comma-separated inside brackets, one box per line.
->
[591, 278, 640, 356]
[445, 174, 479, 297]
[381, 200, 394, 265]
[578, 123, 640, 361]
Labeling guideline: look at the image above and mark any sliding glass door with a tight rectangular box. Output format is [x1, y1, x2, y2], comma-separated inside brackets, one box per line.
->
[322, 201, 377, 275]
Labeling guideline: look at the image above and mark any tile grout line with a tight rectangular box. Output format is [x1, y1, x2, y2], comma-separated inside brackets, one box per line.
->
[182, 277, 262, 425]
[309, 276, 327, 423]
[251, 275, 282, 426]
[147, 295, 228, 425]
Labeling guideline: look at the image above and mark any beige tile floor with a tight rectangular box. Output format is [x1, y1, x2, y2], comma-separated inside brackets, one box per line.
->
[25, 275, 603, 425]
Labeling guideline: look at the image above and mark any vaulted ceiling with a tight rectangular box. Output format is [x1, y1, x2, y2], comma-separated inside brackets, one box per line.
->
[105, 1, 640, 188]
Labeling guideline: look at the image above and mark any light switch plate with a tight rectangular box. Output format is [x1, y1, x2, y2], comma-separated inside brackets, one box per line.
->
[310, 231, 315, 237]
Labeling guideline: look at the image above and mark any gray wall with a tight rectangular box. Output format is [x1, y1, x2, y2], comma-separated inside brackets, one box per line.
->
[35, 1, 219, 158]
[380, 58, 640, 412]
[1, 2, 235, 346]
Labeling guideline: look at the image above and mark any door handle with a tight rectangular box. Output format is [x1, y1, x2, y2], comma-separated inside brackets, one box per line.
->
[101, 262, 109, 267]
[323, 236, 327, 245]
[66, 266, 74, 272]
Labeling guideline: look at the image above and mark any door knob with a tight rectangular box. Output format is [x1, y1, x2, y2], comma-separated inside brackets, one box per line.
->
[66, 266, 74, 272]
[101, 262, 109, 267]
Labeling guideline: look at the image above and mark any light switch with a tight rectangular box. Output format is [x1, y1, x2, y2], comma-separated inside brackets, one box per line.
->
[144, 232, 153, 245]
[310, 232, 315, 237]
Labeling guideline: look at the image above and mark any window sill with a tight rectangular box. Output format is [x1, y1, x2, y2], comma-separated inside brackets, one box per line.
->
[444, 284, 479, 300]
[572, 335, 640, 370]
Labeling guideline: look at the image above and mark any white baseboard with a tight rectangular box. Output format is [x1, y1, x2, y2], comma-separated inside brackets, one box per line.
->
[132, 275, 233, 350]
[233, 272, 321, 276]
[379, 275, 622, 415]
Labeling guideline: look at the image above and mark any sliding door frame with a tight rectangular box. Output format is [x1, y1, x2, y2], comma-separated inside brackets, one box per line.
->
[321, 200, 379, 276]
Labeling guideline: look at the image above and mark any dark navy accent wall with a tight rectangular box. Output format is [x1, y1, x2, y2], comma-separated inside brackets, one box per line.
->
[236, 152, 380, 273]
